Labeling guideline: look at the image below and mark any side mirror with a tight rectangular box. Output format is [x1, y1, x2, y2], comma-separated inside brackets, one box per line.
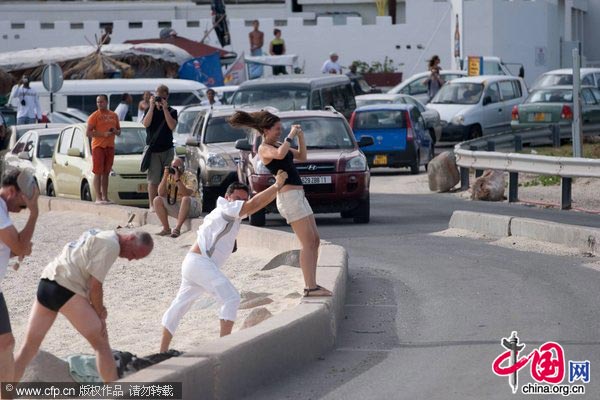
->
[185, 137, 200, 147]
[235, 138, 252, 151]
[67, 147, 82, 157]
[18, 151, 31, 160]
[482, 96, 492, 106]
[358, 136, 374, 148]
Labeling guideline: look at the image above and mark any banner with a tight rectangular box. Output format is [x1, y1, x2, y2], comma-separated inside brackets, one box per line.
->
[223, 52, 247, 85]
[468, 56, 483, 76]
[211, 0, 231, 47]
[178, 52, 224, 87]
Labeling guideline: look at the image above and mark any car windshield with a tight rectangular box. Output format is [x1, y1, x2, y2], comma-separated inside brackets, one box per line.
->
[431, 83, 483, 105]
[174, 109, 200, 135]
[356, 99, 394, 108]
[280, 117, 354, 149]
[232, 87, 310, 111]
[37, 134, 59, 158]
[354, 110, 408, 130]
[204, 117, 247, 144]
[526, 89, 573, 104]
[114, 128, 146, 155]
[532, 74, 573, 89]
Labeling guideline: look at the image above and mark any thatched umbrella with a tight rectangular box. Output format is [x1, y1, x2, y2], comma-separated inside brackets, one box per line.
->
[63, 50, 134, 80]
[0, 68, 15, 96]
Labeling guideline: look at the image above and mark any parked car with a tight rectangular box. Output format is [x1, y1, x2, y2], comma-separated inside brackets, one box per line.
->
[0, 106, 16, 128]
[349, 104, 433, 174]
[388, 70, 468, 103]
[427, 75, 528, 141]
[4, 123, 67, 152]
[231, 75, 357, 119]
[355, 93, 442, 143]
[2, 127, 60, 195]
[211, 85, 238, 105]
[184, 107, 248, 211]
[511, 85, 600, 129]
[48, 122, 148, 206]
[531, 68, 600, 91]
[235, 109, 372, 226]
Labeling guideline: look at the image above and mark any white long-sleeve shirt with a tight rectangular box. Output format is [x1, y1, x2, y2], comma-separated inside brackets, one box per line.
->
[10, 85, 41, 119]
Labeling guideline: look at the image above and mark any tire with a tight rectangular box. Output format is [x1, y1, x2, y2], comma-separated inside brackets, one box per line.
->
[352, 195, 370, 224]
[410, 154, 420, 175]
[249, 208, 266, 226]
[81, 181, 92, 202]
[469, 124, 483, 140]
[340, 210, 353, 219]
[46, 180, 55, 197]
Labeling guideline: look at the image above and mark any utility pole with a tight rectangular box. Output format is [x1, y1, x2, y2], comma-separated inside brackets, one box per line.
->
[572, 48, 583, 157]
[450, 0, 463, 70]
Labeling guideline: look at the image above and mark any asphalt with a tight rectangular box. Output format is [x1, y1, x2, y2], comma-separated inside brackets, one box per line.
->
[240, 173, 600, 400]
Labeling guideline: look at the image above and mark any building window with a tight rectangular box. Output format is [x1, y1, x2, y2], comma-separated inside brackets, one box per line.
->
[396, 1, 406, 24]
[187, 21, 200, 28]
[159, 21, 172, 28]
[70, 23, 84, 30]
[41, 23, 54, 30]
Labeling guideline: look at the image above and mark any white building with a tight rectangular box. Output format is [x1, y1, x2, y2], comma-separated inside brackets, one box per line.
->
[0, 0, 597, 85]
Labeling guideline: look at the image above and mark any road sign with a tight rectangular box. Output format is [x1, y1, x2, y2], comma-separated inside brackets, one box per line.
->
[42, 63, 63, 92]
[468, 56, 483, 76]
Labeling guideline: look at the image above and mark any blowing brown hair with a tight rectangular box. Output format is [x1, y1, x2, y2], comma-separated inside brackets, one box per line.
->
[229, 110, 280, 134]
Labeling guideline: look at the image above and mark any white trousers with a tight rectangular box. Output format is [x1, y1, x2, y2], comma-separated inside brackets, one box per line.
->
[161, 252, 241, 335]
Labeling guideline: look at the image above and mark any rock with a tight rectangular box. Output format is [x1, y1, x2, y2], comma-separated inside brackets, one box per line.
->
[471, 169, 505, 201]
[238, 296, 273, 310]
[240, 291, 270, 302]
[21, 350, 75, 382]
[262, 250, 301, 270]
[241, 307, 273, 329]
[427, 151, 460, 192]
[285, 292, 302, 299]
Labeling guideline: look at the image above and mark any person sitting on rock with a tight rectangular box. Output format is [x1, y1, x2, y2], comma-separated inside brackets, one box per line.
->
[159, 171, 287, 351]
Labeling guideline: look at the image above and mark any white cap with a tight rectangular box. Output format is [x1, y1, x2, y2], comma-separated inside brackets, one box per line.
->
[329, 52, 338, 57]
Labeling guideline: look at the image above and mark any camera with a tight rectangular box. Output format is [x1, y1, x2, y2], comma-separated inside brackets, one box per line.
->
[154, 96, 162, 103]
[20, 99, 26, 106]
[168, 166, 178, 175]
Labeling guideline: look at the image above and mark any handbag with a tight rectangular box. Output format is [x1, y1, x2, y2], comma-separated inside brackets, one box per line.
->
[140, 118, 167, 172]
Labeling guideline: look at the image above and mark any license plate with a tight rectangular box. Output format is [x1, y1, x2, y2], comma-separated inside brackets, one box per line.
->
[531, 112, 549, 122]
[374, 154, 388, 165]
[137, 183, 148, 193]
[301, 176, 331, 185]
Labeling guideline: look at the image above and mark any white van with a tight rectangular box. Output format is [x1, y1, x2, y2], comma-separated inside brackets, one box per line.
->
[9, 78, 207, 120]
[427, 75, 528, 141]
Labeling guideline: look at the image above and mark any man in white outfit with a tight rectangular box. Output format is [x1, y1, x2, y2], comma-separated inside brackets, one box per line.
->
[160, 170, 287, 352]
[10, 76, 41, 125]
[321, 52, 342, 74]
[114, 93, 133, 121]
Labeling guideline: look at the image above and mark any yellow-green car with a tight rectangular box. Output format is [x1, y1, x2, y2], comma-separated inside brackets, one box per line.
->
[48, 122, 149, 206]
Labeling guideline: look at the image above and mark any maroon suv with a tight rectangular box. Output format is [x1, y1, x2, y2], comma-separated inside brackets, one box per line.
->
[235, 109, 373, 226]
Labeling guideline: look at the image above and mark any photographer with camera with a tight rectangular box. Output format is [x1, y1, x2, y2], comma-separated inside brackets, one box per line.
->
[86, 95, 121, 204]
[10, 76, 41, 125]
[153, 158, 201, 238]
[142, 85, 178, 210]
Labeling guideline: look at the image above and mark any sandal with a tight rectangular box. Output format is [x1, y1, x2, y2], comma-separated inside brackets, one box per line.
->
[156, 228, 171, 236]
[303, 284, 333, 297]
[170, 228, 181, 238]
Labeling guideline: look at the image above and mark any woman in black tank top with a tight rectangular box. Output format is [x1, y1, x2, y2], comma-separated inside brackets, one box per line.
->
[230, 110, 332, 297]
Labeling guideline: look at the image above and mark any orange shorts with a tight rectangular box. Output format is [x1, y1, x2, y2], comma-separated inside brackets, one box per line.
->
[92, 146, 115, 175]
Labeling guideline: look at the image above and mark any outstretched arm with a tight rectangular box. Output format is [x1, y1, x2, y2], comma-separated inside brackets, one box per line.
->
[240, 170, 287, 216]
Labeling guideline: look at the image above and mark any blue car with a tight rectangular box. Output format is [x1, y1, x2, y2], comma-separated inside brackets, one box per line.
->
[349, 104, 434, 174]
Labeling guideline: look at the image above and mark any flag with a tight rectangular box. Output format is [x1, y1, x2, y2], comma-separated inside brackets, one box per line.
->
[223, 52, 247, 85]
[178, 52, 224, 87]
[211, 0, 230, 47]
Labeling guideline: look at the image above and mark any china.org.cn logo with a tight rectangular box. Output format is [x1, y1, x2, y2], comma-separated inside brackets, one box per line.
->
[492, 331, 590, 396]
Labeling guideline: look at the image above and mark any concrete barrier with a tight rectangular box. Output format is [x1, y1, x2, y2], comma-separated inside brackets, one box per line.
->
[449, 210, 513, 238]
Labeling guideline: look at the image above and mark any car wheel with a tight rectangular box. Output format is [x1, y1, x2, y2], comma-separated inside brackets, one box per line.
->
[410, 154, 420, 175]
[468, 124, 483, 140]
[249, 208, 266, 226]
[81, 181, 92, 202]
[352, 195, 370, 224]
[46, 180, 55, 197]
[340, 210, 353, 219]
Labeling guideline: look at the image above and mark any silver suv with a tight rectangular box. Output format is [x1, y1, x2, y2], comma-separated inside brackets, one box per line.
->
[184, 107, 248, 211]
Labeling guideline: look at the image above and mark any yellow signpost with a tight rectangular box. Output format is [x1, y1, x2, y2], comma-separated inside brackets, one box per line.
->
[468, 56, 483, 76]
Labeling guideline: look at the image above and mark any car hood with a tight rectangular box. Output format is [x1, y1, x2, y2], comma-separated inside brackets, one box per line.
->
[427, 103, 476, 122]
[205, 142, 240, 161]
[112, 154, 146, 175]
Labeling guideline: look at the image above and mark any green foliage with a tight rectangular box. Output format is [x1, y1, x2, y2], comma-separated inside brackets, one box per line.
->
[351, 57, 398, 73]
[520, 175, 562, 187]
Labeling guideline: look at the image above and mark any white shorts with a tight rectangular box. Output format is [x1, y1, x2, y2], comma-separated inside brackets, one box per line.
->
[276, 189, 313, 224]
[161, 252, 241, 335]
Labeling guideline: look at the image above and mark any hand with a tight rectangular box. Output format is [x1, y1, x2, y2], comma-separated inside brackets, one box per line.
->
[24, 185, 40, 213]
[163, 166, 170, 178]
[296, 128, 305, 139]
[162, 100, 170, 109]
[274, 169, 288, 188]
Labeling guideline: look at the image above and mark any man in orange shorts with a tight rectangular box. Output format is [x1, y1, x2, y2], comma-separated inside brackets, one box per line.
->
[86, 95, 121, 204]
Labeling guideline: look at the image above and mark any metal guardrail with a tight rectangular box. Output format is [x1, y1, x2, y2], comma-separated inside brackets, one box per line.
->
[454, 123, 600, 210]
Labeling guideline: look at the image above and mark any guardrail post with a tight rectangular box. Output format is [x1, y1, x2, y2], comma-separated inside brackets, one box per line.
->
[475, 169, 484, 177]
[551, 124, 561, 148]
[460, 167, 470, 191]
[514, 135, 522, 152]
[486, 141, 495, 151]
[561, 177, 572, 210]
[508, 173, 519, 203]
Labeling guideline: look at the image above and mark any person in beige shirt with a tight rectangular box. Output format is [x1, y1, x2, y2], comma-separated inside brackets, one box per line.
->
[13, 229, 154, 383]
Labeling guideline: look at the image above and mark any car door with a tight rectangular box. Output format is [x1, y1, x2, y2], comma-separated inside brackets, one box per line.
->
[401, 77, 429, 103]
[594, 73, 600, 90]
[581, 88, 600, 124]
[4, 132, 30, 176]
[404, 96, 437, 129]
[481, 82, 504, 133]
[498, 80, 521, 130]
[66, 127, 89, 198]
[410, 107, 431, 161]
[53, 127, 74, 197]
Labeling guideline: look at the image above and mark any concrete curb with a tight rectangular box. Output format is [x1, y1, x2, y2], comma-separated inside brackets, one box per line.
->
[449, 210, 512, 238]
[42, 197, 348, 399]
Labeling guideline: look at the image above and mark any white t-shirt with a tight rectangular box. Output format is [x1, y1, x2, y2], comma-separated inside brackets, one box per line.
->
[10, 86, 41, 119]
[196, 197, 247, 268]
[200, 99, 222, 107]
[41, 229, 120, 298]
[0, 199, 14, 292]
[321, 60, 342, 74]
[114, 103, 130, 121]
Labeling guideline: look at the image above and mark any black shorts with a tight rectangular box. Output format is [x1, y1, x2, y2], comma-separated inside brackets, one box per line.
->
[37, 279, 76, 312]
[0, 292, 11, 335]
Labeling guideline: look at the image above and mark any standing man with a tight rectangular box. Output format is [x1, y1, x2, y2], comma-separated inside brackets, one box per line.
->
[114, 93, 133, 121]
[321, 52, 342, 74]
[160, 171, 287, 352]
[142, 84, 177, 210]
[87, 95, 121, 205]
[248, 20, 264, 79]
[0, 169, 40, 390]
[200, 89, 222, 107]
[13, 229, 154, 383]
[10, 76, 41, 125]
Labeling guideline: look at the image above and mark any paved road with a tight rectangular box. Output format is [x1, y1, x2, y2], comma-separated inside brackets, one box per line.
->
[242, 171, 600, 400]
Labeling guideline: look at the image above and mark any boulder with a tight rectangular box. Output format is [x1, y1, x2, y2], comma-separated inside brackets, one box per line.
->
[241, 307, 273, 329]
[21, 350, 75, 382]
[240, 291, 270, 302]
[471, 169, 505, 201]
[238, 296, 273, 310]
[427, 151, 460, 192]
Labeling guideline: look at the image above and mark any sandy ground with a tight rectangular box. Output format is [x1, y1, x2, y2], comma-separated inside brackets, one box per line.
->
[2, 211, 303, 359]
